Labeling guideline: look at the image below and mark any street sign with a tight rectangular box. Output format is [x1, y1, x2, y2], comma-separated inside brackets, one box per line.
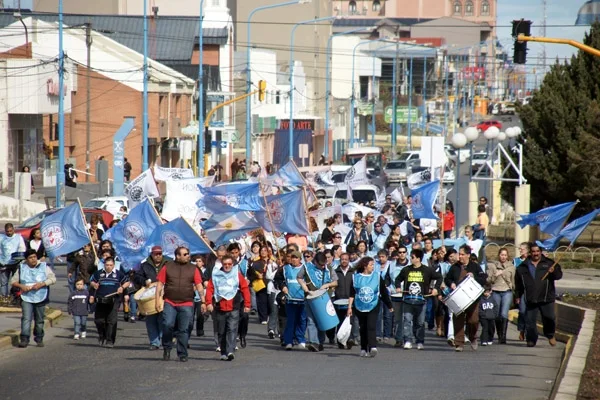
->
[218, 141, 228, 149]
[428, 124, 445, 135]
[384, 106, 420, 124]
[211, 140, 218, 146]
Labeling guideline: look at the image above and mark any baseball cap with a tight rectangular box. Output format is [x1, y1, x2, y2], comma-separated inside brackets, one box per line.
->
[151, 246, 163, 254]
[290, 251, 302, 259]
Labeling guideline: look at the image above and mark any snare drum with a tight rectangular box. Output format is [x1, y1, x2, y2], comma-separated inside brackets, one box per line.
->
[443, 275, 483, 315]
[333, 298, 349, 309]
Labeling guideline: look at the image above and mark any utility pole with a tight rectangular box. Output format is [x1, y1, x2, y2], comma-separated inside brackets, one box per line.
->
[85, 22, 92, 182]
[541, 0, 547, 73]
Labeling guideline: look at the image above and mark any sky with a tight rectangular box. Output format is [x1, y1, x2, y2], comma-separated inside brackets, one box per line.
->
[497, 0, 590, 72]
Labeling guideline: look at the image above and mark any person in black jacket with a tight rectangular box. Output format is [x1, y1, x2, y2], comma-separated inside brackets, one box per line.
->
[334, 253, 358, 349]
[514, 244, 562, 347]
[444, 244, 488, 352]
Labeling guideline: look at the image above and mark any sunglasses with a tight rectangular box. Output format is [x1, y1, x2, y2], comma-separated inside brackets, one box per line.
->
[180, 253, 189, 256]
[398, 251, 407, 254]
[304, 254, 313, 258]
[374, 225, 381, 228]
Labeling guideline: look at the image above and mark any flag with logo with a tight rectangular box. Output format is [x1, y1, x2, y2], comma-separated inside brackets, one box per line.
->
[410, 180, 440, 220]
[345, 156, 369, 185]
[153, 166, 195, 181]
[537, 208, 600, 250]
[40, 203, 90, 258]
[576, 0, 600, 25]
[104, 199, 162, 270]
[124, 169, 160, 209]
[264, 161, 305, 187]
[201, 212, 262, 245]
[407, 168, 442, 190]
[255, 191, 309, 234]
[198, 182, 264, 213]
[162, 176, 215, 222]
[517, 201, 577, 236]
[145, 217, 211, 258]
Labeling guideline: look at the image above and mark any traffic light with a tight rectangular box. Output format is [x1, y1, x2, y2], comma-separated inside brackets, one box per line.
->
[258, 80, 267, 102]
[512, 19, 532, 64]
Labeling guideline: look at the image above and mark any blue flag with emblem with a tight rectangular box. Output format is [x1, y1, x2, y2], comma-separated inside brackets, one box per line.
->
[517, 201, 577, 236]
[255, 190, 309, 234]
[103, 199, 162, 270]
[410, 180, 440, 220]
[537, 209, 600, 251]
[576, 0, 600, 25]
[197, 182, 264, 213]
[201, 211, 261, 245]
[265, 161, 305, 187]
[145, 217, 212, 257]
[40, 203, 90, 258]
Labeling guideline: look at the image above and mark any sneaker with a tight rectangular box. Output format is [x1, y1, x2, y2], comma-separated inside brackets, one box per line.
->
[465, 338, 471, 344]
[179, 356, 188, 362]
[376, 337, 383, 343]
[74, 334, 80, 340]
[346, 339, 355, 350]
[455, 346, 464, 352]
[36, 342, 44, 348]
[527, 341, 536, 347]
[447, 337, 455, 347]
[369, 348, 378, 357]
[417, 343, 424, 350]
[268, 330, 275, 339]
[549, 337, 557, 347]
[163, 349, 171, 361]
[482, 341, 488, 346]
[18, 341, 28, 348]
[81, 332, 87, 339]
[360, 350, 368, 357]
[227, 353, 235, 361]
[285, 344, 293, 351]
[104, 342, 114, 349]
[261, 321, 268, 325]
[487, 342, 493, 346]
[470, 341, 478, 351]
[149, 345, 160, 351]
[215, 346, 221, 352]
[130, 316, 136, 323]
[220, 355, 228, 361]
[403, 342, 413, 350]
[307, 343, 319, 352]
[297, 343, 306, 349]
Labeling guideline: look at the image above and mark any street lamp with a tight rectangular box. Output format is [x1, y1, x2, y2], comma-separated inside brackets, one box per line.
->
[452, 131, 468, 236]
[289, 16, 337, 161]
[464, 126, 478, 182]
[57, 0, 65, 207]
[197, 0, 205, 176]
[246, 0, 310, 164]
[483, 126, 499, 200]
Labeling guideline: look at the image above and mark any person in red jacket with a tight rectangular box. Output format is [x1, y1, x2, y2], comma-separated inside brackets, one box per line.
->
[443, 201, 456, 239]
[205, 254, 251, 361]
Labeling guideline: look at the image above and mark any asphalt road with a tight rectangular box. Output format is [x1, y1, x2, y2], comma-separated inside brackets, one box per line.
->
[0, 266, 564, 400]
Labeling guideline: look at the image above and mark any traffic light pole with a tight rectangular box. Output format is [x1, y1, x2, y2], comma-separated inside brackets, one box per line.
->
[204, 89, 262, 129]
[517, 34, 600, 58]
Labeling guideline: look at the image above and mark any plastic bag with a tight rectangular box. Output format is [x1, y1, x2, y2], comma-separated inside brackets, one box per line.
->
[336, 316, 351, 346]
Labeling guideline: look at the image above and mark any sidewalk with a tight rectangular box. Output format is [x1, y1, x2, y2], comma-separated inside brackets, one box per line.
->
[556, 269, 600, 292]
[0, 307, 62, 350]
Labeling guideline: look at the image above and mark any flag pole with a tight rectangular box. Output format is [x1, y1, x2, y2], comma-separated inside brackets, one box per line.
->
[301, 186, 316, 250]
[76, 198, 98, 260]
[259, 180, 282, 248]
[540, 200, 580, 280]
[180, 216, 218, 258]
[290, 158, 318, 206]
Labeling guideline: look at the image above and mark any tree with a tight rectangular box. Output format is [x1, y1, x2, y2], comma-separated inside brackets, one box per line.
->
[501, 21, 600, 215]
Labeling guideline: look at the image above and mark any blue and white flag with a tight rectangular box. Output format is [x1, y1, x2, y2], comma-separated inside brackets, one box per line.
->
[146, 217, 212, 258]
[256, 191, 309, 234]
[537, 208, 600, 250]
[198, 182, 264, 213]
[517, 201, 577, 236]
[104, 199, 162, 270]
[410, 180, 440, 220]
[201, 212, 261, 245]
[576, 0, 600, 25]
[265, 161, 305, 187]
[40, 203, 90, 258]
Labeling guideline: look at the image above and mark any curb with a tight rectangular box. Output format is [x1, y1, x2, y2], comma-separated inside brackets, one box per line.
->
[0, 307, 63, 351]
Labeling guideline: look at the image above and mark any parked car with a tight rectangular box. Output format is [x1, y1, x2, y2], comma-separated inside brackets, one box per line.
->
[476, 120, 502, 132]
[442, 164, 456, 185]
[471, 151, 491, 176]
[501, 102, 516, 115]
[85, 196, 129, 216]
[445, 144, 469, 164]
[2, 208, 115, 240]
[384, 160, 416, 184]
[398, 150, 420, 163]
[333, 184, 383, 205]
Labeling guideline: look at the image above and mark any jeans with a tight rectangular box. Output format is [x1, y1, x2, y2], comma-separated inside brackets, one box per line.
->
[403, 302, 426, 344]
[73, 315, 88, 335]
[145, 313, 163, 347]
[267, 292, 279, 333]
[517, 294, 527, 332]
[305, 302, 326, 345]
[216, 309, 240, 356]
[0, 268, 11, 296]
[425, 297, 435, 329]
[392, 301, 404, 342]
[492, 290, 513, 320]
[357, 303, 380, 351]
[376, 302, 393, 338]
[525, 301, 556, 345]
[480, 318, 495, 343]
[161, 303, 193, 358]
[20, 300, 46, 343]
[283, 303, 306, 346]
[129, 295, 138, 317]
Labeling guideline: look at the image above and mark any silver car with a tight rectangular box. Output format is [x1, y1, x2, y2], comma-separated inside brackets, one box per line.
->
[384, 160, 415, 184]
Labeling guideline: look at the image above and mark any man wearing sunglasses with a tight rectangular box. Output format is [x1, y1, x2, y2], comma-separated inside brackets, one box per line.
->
[155, 246, 204, 362]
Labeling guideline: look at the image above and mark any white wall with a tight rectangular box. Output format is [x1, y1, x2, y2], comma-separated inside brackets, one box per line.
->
[331, 36, 382, 100]
[0, 195, 47, 222]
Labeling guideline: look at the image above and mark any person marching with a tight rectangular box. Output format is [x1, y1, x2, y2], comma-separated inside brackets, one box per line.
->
[89, 257, 129, 348]
[514, 244, 562, 348]
[444, 245, 488, 351]
[155, 247, 204, 362]
[11, 249, 56, 348]
[297, 252, 338, 352]
[347, 256, 393, 358]
[68, 278, 90, 340]
[394, 249, 442, 350]
[334, 253, 359, 349]
[479, 285, 499, 346]
[205, 255, 251, 361]
[486, 247, 515, 344]
[274, 251, 307, 350]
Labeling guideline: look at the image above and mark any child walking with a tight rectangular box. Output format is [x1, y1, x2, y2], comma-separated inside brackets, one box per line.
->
[68, 278, 90, 340]
[479, 285, 499, 346]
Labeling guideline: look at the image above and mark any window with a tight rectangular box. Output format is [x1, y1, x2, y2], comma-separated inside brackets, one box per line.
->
[453, 1, 462, 15]
[372, 0, 381, 12]
[349, 0, 357, 14]
[481, 1, 490, 16]
[465, 1, 473, 16]
[211, 0, 220, 6]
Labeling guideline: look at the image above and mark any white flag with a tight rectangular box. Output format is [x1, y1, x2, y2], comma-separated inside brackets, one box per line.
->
[161, 176, 215, 223]
[407, 168, 442, 190]
[125, 169, 160, 209]
[345, 156, 369, 185]
[390, 187, 403, 203]
[309, 205, 342, 232]
[153, 166, 194, 181]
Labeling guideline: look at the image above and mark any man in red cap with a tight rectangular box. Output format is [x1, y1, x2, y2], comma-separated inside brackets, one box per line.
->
[134, 245, 171, 350]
